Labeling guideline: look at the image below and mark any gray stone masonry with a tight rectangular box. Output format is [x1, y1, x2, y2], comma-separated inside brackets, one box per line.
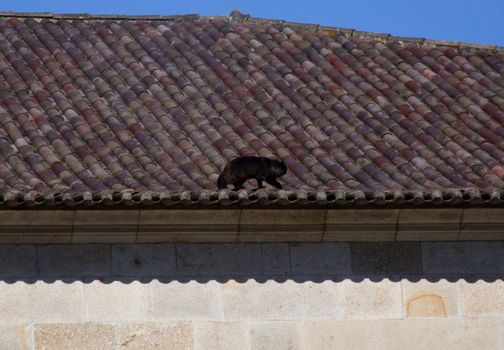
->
[3, 242, 504, 349]
[0, 241, 502, 279]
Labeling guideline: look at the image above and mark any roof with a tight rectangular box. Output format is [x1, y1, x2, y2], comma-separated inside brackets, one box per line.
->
[1, 11, 504, 208]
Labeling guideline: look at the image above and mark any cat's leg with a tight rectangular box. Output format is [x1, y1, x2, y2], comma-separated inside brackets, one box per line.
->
[250, 178, 265, 192]
[265, 177, 282, 189]
[233, 180, 246, 191]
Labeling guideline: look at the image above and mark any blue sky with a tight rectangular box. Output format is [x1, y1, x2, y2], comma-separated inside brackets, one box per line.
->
[2, 0, 503, 46]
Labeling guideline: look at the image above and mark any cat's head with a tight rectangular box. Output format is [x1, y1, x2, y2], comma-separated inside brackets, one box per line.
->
[270, 159, 287, 177]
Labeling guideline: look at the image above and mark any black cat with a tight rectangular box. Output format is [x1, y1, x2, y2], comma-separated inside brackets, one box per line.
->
[217, 156, 287, 191]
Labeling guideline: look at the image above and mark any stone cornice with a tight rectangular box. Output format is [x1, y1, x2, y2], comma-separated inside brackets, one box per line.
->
[0, 208, 502, 243]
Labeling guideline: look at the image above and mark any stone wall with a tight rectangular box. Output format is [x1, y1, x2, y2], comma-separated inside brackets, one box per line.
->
[2, 242, 504, 349]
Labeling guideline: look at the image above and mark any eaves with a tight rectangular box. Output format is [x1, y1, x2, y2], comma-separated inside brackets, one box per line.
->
[1, 207, 503, 244]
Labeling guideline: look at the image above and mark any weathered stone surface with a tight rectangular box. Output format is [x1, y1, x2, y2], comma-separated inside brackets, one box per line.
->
[290, 243, 351, 275]
[0, 210, 74, 234]
[0, 281, 84, 324]
[325, 209, 398, 241]
[261, 243, 290, 275]
[460, 208, 504, 240]
[74, 210, 138, 227]
[0, 325, 32, 350]
[145, 280, 220, 319]
[136, 233, 239, 243]
[0, 242, 501, 350]
[37, 245, 111, 277]
[379, 319, 498, 350]
[0, 245, 36, 277]
[0, 281, 36, 325]
[73, 234, 137, 244]
[84, 280, 146, 321]
[337, 279, 402, 319]
[460, 280, 504, 317]
[422, 242, 504, 273]
[402, 279, 458, 318]
[397, 209, 462, 241]
[112, 244, 176, 277]
[116, 322, 192, 349]
[250, 321, 301, 350]
[73, 210, 138, 243]
[193, 321, 248, 350]
[0, 234, 71, 244]
[351, 242, 422, 275]
[35, 323, 116, 350]
[240, 209, 325, 241]
[138, 210, 239, 242]
[176, 244, 262, 276]
[222, 280, 338, 319]
[302, 320, 380, 350]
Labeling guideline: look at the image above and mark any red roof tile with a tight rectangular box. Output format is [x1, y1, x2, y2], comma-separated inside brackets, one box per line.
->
[0, 12, 504, 207]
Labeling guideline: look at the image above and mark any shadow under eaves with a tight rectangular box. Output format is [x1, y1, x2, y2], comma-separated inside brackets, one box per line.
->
[0, 241, 503, 284]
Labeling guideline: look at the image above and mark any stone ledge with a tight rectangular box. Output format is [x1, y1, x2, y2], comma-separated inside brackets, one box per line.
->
[0, 208, 502, 243]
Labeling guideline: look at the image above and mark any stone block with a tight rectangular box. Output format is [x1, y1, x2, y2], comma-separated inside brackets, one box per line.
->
[402, 279, 458, 318]
[222, 280, 339, 319]
[397, 209, 462, 241]
[290, 243, 351, 275]
[0, 325, 32, 350]
[193, 321, 248, 350]
[0, 245, 36, 277]
[250, 321, 301, 350]
[84, 280, 147, 322]
[116, 322, 193, 349]
[302, 320, 380, 350]
[176, 243, 262, 276]
[112, 244, 176, 277]
[145, 280, 220, 319]
[460, 280, 504, 317]
[37, 244, 111, 277]
[337, 279, 402, 319]
[422, 242, 504, 273]
[460, 208, 504, 240]
[261, 243, 290, 275]
[240, 209, 325, 241]
[73, 210, 139, 243]
[379, 319, 498, 350]
[351, 242, 422, 275]
[0, 283, 37, 323]
[138, 210, 239, 242]
[35, 323, 116, 350]
[325, 209, 398, 241]
[0, 281, 85, 324]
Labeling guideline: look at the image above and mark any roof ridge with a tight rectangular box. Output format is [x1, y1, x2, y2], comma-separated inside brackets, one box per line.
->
[0, 10, 501, 52]
[0, 11, 200, 21]
[228, 11, 503, 53]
